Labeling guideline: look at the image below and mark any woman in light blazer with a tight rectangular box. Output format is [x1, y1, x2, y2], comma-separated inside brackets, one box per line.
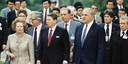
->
[6, 17, 34, 64]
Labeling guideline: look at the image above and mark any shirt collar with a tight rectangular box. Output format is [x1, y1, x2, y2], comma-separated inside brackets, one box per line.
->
[117, 5, 123, 9]
[35, 23, 42, 29]
[105, 22, 112, 27]
[49, 24, 57, 31]
[64, 20, 71, 25]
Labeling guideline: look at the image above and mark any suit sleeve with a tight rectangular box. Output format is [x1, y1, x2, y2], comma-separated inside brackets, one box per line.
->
[28, 36, 35, 64]
[62, 29, 70, 61]
[2, 17, 8, 45]
[96, 27, 106, 64]
[1, 9, 5, 18]
[7, 12, 11, 28]
[37, 29, 44, 61]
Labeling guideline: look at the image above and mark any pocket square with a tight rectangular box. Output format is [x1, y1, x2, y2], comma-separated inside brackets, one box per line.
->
[56, 36, 60, 38]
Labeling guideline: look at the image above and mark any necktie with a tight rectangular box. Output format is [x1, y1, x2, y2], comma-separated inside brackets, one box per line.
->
[44, 9, 47, 25]
[106, 25, 109, 41]
[81, 25, 88, 47]
[120, 31, 124, 46]
[65, 24, 68, 30]
[34, 27, 37, 50]
[48, 29, 52, 47]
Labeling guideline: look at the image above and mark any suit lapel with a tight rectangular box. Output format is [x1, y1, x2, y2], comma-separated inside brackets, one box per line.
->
[30, 26, 34, 36]
[112, 23, 116, 32]
[69, 21, 74, 34]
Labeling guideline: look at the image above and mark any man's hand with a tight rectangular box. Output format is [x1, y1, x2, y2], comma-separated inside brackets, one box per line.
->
[2, 45, 6, 50]
[10, 54, 15, 59]
[37, 61, 40, 64]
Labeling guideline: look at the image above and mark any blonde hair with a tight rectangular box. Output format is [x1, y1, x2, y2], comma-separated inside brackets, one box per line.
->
[12, 17, 28, 31]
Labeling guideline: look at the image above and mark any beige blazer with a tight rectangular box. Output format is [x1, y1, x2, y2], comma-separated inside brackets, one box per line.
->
[6, 33, 34, 64]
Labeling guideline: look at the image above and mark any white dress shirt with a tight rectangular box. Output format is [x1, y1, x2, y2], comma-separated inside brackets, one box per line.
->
[15, 9, 18, 17]
[104, 23, 112, 40]
[64, 20, 71, 33]
[43, 8, 50, 22]
[120, 29, 128, 37]
[117, 5, 123, 10]
[81, 20, 94, 40]
[33, 23, 42, 46]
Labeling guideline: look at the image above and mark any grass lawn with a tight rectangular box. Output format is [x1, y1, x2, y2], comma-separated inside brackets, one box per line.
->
[0, 61, 4, 64]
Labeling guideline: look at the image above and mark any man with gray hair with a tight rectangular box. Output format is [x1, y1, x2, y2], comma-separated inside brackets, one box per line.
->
[27, 11, 46, 64]
[106, 16, 128, 64]
[72, 8, 106, 64]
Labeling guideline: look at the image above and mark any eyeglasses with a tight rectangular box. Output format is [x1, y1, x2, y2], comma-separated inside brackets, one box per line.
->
[30, 19, 36, 21]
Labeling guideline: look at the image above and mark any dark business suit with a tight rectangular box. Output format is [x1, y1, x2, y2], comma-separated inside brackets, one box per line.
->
[105, 30, 128, 64]
[113, 18, 120, 25]
[27, 24, 46, 63]
[100, 10, 118, 23]
[113, 5, 128, 16]
[0, 16, 8, 52]
[73, 22, 106, 64]
[7, 10, 17, 28]
[37, 26, 70, 64]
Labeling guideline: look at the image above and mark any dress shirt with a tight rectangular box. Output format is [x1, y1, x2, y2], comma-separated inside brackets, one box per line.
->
[77, 15, 82, 20]
[81, 20, 93, 40]
[120, 29, 127, 37]
[15, 9, 18, 17]
[43, 8, 50, 22]
[64, 20, 71, 33]
[33, 23, 42, 46]
[117, 5, 123, 10]
[104, 23, 112, 40]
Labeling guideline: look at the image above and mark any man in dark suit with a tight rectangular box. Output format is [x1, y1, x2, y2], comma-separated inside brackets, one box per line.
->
[72, 8, 106, 64]
[0, 16, 8, 58]
[27, 11, 46, 64]
[105, 16, 128, 64]
[100, 0, 118, 23]
[113, 0, 128, 16]
[7, 0, 21, 28]
[100, 10, 120, 50]
[37, 13, 70, 64]
[113, 8, 127, 25]
[38, 0, 52, 25]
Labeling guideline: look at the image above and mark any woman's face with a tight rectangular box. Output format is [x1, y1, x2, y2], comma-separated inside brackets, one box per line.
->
[15, 22, 24, 34]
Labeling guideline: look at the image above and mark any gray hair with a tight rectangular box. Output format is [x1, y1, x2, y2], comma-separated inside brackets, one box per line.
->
[120, 16, 128, 24]
[67, 6, 76, 15]
[84, 8, 94, 16]
[31, 11, 43, 22]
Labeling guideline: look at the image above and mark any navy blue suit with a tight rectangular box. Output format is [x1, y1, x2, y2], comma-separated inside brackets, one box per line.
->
[100, 10, 118, 23]
[37, 26, 70, 64]
[113, 18, 119, 25]
[0, 16, 8, 52]
[73, 22, 106, 64]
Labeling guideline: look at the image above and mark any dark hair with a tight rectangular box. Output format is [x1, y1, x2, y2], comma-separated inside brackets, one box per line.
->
[74, 2, 82, 8]
[76, 6, 83, 11]
[104, 10, 115, 18]
[106, 0, 114, 4]
[42, 0, 50, 4]
[60, 5, 67, 9]
[14, 0, 21, 5]
[7, 0, 14, 4]
[21, 0, 27, 4]
[47, 13, 57, 20]
[18, 9, 28, 16]
[50, 1, 57, 4]
[118, 8, 126, 13]
[52, 8, 60, 13]
[91, 5, 98, 9]
[61, 8, 71, 14]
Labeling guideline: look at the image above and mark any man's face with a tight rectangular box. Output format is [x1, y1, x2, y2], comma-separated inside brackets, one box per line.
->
[104, 14, 113, 24]
[91, 5, 98, 15]
[51, 3, 56, 8]
[18, 13, 27, 20]
[76, 8, 83, 16]
[43, 1, 50, 9]
[116, 0, 123, 5]
[70, 10, 74, 20]
[120, 19, 128, 31]
[60, 10, 71, 23]
[21, 1, 27, 8]
[46, 16, 56, 28]
[30, 15, 38, 27]
[15, 1, 21, 10]
[52, 10, 60, 18]
[8, 2, 14, 9]
[82, 9, 93, 24]
[106, 2, 114, 10]
[118, 11, 126, 18]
